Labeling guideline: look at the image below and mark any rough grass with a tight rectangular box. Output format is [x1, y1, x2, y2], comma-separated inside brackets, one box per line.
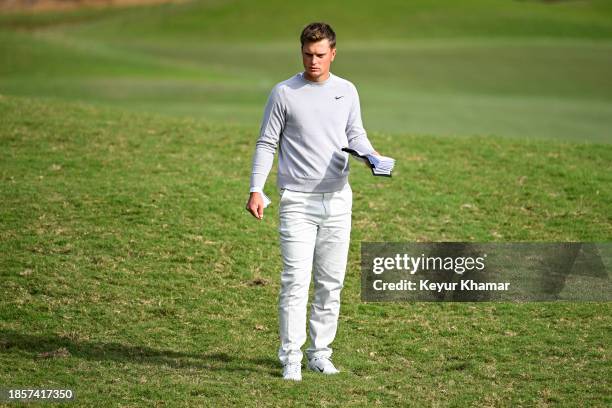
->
[1, 1, 611, 405]
[0, 95, 610, 406]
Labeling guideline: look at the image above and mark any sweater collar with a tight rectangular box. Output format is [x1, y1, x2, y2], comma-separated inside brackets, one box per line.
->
[300, 71, 333, 86]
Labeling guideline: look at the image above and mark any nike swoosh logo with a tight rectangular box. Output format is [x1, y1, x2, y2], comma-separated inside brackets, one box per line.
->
[316, 366, 324, 372]
[335, 96, 344, 100]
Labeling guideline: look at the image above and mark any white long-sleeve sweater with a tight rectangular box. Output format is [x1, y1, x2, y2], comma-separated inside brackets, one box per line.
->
[249, 71, 375, 194]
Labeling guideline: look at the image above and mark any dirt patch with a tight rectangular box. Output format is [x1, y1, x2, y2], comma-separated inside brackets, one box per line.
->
[0, 0, 188, 13]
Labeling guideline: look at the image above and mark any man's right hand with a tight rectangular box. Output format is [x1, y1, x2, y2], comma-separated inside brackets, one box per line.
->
[246, 192, 265, 220]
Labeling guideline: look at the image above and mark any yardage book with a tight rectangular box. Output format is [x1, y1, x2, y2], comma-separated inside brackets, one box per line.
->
[342, 147, 395, 177]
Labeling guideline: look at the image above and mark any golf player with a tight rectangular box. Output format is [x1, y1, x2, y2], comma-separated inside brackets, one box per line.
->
[246, 22, 380, 381]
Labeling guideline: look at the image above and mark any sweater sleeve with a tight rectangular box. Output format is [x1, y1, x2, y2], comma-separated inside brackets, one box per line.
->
[346, 83, 375, 154]
[250, 85, 286, 190]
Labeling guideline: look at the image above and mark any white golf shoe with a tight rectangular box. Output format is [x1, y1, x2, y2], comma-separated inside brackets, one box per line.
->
[282, 362, 302, 381]
[307, 357, 340, 375]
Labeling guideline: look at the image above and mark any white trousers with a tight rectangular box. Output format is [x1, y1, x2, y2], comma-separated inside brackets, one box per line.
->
[277, 183, 352, 365]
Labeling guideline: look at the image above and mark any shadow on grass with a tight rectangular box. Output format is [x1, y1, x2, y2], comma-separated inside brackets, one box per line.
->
[0, 329, 280, 375]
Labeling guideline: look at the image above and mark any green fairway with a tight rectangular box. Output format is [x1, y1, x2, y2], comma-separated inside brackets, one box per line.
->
[1, 0, 612, 142]
[1, 0, 611, 406]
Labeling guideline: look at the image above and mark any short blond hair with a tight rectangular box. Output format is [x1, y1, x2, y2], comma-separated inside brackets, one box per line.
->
[300, 22, 336, 49]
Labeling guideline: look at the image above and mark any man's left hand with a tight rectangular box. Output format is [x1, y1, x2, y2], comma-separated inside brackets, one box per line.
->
[364, 150, 380, 168]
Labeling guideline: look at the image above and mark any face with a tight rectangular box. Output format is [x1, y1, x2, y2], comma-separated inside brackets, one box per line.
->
[301, 39, 336, 82]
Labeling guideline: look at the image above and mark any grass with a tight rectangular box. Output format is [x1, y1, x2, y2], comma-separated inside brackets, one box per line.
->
[1, 0, 611, 406]
[1, 0, 612, 141]
[0, 95, 610, 406]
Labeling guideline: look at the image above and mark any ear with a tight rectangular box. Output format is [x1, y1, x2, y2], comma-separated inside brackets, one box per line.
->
[331, 47, 336, 61]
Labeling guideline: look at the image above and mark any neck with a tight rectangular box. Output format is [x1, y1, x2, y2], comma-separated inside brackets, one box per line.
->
[303, 71, 330, 83]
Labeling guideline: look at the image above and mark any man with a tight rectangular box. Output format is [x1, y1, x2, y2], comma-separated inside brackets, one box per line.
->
[246, 22, 380, 381]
